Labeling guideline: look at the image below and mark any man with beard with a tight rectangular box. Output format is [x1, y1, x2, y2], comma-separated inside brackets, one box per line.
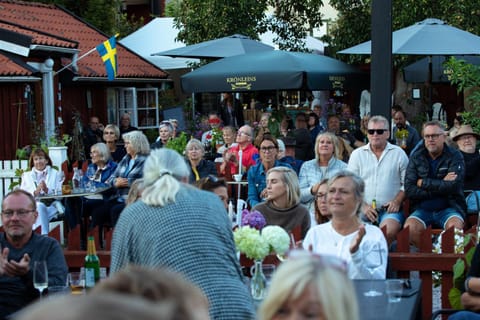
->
[405, 121, 466, 247]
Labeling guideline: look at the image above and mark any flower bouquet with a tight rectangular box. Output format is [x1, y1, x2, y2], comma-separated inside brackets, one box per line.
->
[395, 128, 409, 149]
[233, 210, 290, 300]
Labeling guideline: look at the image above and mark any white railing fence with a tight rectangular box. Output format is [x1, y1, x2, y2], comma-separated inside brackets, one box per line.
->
[0, 160, 29, 204]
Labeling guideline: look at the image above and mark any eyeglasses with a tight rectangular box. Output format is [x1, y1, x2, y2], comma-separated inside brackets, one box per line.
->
[315, 192, 326, 200]
[260, 146, 277, 152]
[367, 129, 387, 135]
[237, 132, 250, 137]
[1, 209, 35, 219]
[424, 133, 443, 140]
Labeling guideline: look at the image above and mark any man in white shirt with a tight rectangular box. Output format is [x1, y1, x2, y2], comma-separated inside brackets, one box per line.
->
[348, 115, 409, 244]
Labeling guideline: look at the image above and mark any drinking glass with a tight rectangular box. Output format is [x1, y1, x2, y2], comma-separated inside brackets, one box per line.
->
[363, 243, 383, 297]
[56, 171, 65, 195]
[33, 261, 48, 299]
[68, 271, 85, 295]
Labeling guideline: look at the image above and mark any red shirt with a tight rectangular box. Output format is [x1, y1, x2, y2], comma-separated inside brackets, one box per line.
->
[228, 143, 259, 175]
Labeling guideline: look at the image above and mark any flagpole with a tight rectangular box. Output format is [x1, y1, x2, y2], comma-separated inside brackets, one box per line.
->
[54, 47, 97, 76]
[54, 34, 119, 76]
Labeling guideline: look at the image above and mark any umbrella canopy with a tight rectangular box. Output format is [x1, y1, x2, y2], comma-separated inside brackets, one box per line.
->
[339, 18, 480, 55]
[404, 56, 480, 83]
[181, 50, 366, 93]
[152, 34, 274, 59]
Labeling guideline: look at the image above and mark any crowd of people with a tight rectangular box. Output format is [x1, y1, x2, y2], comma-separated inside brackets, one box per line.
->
[2, 98, 480, 319]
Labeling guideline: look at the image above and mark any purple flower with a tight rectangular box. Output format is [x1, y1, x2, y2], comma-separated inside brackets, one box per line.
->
[242, 209, 266, 230]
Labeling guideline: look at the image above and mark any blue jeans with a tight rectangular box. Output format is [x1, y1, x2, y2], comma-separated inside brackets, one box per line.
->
[409, 207, 464, 229]
[449, 311, 480, 320]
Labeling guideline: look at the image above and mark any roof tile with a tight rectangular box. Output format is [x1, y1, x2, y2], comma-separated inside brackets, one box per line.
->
[0, 0, 168, 79]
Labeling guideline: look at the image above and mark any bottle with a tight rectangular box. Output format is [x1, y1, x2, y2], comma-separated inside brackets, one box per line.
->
[371, 199, 379, 226]
[85, 236, 100, 288]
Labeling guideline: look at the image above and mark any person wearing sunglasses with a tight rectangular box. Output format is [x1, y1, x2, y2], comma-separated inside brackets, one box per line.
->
[247, 136, 291, 208]
[258, 252, 359, 320]
[347, 115, 409, 245]
[405, 120, 466, 248]
[103, 124, 126, 163]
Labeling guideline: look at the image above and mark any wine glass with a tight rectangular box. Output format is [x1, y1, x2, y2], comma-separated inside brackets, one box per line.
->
[33, 261, 48, 299]
[56, 171, 65, 195]
[363, 243, 384, 297]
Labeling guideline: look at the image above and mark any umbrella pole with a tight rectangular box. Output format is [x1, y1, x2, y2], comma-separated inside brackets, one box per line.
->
[428, 56, 433, 120]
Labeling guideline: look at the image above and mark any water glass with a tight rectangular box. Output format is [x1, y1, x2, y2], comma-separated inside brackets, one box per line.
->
[68, 272, 85, 295]
[386, 279, 403, 303]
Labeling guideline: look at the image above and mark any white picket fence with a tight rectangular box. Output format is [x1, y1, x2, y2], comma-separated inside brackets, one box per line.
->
[0, 160, 29, 204]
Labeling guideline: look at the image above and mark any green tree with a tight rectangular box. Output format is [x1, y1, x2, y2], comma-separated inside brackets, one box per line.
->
[24, 0, 142, 36]
[327, 1, 480, 63]
[174, 0, 325, 51]
[445, 57, 480, 133]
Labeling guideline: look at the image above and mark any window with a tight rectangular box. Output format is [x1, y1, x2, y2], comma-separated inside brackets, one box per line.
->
[107, 87, 160, 129]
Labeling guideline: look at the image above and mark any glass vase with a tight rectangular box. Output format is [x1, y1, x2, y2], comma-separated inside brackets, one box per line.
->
[250, 259, 267, 300]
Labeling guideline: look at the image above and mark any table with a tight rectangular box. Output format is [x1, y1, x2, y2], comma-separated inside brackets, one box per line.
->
[354, 279, 422, 320]
[37, 187, 111, 247]
[36, 187, 111, 200]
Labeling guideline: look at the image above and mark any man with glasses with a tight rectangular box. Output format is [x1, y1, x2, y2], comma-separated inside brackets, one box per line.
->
[220, 125, 258, 177]
[405, 121, 466, 247]
[348, 115, 409, 244]
[0, 189, 68, 319]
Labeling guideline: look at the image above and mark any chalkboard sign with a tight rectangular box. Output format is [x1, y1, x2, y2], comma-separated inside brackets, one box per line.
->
[163, 106, 185, 131]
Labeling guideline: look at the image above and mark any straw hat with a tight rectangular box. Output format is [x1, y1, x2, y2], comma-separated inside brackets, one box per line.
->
[452, 125, 480, 141]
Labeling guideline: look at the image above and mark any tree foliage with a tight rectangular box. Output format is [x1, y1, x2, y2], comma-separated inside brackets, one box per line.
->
[327, 0, 480, 64]
[173, 0, 325, 51]
[444, 57, 480, 133]
[23, 0, 142, 36]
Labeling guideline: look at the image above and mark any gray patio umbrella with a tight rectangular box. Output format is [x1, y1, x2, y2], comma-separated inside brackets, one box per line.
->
[339, 18, 480, 110]
[152, 34, 274, 59]
[338, 18, 480, 55]
[403, 56, 480, 83]
[181, 50, 366, 93]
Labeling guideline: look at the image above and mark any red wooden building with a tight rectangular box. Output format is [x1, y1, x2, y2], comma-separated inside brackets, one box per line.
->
[0, 0, 170, 160]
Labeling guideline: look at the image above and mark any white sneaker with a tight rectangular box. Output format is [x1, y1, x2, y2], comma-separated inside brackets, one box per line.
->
[52, 200, 65, 214]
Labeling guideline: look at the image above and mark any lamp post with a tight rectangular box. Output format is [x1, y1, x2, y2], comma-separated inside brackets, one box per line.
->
[39, 58, 55, 142]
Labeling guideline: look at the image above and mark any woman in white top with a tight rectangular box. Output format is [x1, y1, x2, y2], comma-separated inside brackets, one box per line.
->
[20, 148, 64, 234]
[303, 170, 388, 279]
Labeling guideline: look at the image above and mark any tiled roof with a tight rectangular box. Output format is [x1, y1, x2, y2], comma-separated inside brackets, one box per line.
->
[0, 51, 34, 75]
[0, 0, 168, 79]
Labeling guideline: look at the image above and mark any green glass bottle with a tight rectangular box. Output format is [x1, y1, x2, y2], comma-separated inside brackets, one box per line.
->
[85, 236, 100, 288]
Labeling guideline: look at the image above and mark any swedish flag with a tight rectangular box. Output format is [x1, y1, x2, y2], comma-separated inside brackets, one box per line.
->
[96, 36, 117, 80]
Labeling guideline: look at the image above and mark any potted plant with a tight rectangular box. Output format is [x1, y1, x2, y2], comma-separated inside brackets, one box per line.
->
[47, 133, 72, 169]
